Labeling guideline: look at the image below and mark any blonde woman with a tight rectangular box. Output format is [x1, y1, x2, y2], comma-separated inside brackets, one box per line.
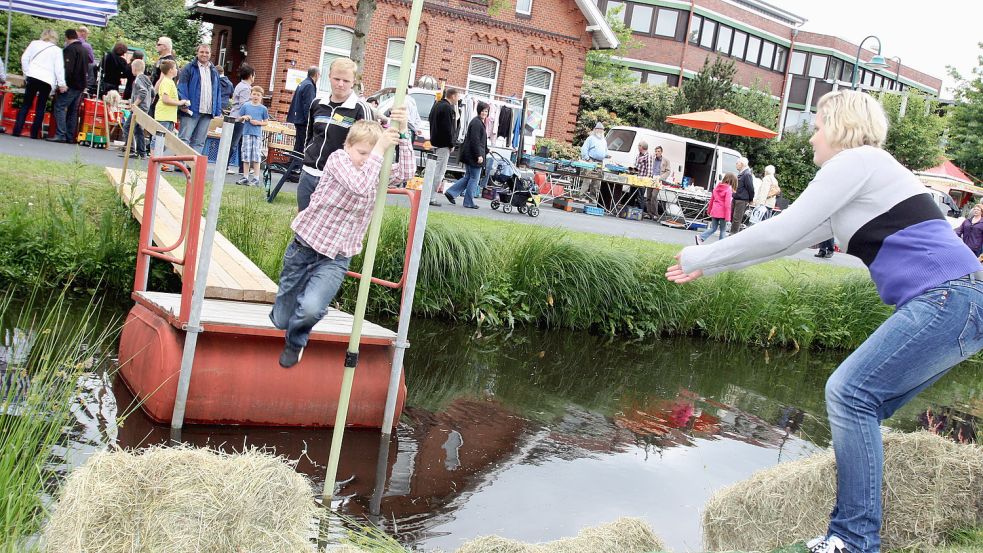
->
[14, 29, 65, 138]
[762, 164, 780, 209]
[667, 89, 983, 553]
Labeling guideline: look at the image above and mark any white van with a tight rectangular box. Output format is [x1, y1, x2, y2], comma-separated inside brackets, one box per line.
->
[604, 126, 742, 189]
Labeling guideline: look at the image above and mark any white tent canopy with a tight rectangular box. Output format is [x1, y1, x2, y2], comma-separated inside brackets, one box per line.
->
[4, 0, 118, 27]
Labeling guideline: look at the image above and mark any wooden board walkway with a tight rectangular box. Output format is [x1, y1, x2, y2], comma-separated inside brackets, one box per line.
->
[135, 291, 396, 343]
[107, 167, 279, 303]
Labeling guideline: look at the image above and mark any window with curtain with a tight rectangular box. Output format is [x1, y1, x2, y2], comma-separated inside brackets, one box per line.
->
[654, 8, 678, 38]
[731, 30, 747, 59]
[319, 26, 353, 90]
[515, 0, 532, 15]
[759, 40, 774, 69]
[467, 55, 500, 99]
[773, 45, 787, 72]
[269, 21, 282, 91]
[699, 19, 716, 49]
[716, 25, 732, 54]
[688, 15, 702, 44]
[523, 66, 553, 136]
[744, 35, 761, 64]
[381, 39, 419, 90]
[630, 4, 653, 33]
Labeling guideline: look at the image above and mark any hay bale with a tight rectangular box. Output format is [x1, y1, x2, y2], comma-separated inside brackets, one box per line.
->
[455, 517, 665, 553]
[702, 431, 983, 552]
[42, 446, 317, 552]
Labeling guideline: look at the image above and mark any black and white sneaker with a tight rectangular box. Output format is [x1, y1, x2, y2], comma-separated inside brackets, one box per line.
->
[806, 535, 849, 553]
[279, 345, 304, 368]
[695, 235, 704, 245]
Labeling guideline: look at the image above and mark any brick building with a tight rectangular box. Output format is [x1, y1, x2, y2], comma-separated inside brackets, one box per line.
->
[192, 0, 617, 141]
[593, 0, 942, 133]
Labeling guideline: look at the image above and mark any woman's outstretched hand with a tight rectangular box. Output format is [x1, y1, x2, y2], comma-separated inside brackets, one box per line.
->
[665, 254, 703, 283]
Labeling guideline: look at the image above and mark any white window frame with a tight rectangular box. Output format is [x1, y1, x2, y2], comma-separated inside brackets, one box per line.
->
[466, 55, 500, 100]
[217, 31, 228, 69]
[523, 66, 553, 138]
[381, 39, 419, 90]
[269, 20, 282, 91]
[319, 25, 354, 91]
[515, 0, 532, 15]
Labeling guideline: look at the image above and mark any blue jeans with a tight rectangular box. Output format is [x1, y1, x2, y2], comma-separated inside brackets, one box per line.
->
[270, 237, 351, 349]
[228, 120, 244, 171]
[133, 123, 147, 156]
[699, 217, 727, 242]
[53, 88, 83, 142]
[824, 274, 983, 553]
[446, 163, 482, 208]
[178, 112, 213, 154]
[150, 121, 175, 153]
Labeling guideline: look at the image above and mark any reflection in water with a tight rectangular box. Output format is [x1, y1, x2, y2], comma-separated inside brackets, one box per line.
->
[55, 319, 983, 552]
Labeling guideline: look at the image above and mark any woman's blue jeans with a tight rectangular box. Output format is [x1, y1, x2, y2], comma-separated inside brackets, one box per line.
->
[699, 217, 727, 241]
[270, 237, 351, 349]
[446, 163, 483, 207]
[824, 274, 983, 553]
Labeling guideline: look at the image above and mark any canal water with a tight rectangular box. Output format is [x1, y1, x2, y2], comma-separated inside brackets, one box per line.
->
[9, 311, 983, 551]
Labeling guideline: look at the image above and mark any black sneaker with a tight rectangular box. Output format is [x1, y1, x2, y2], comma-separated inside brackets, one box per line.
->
[279, 345, 304, 368]
[444, 192, 456, 205]
[823, 251, 834, 258]
[806, 535, 849, 553]
[814, 251, 827, 258]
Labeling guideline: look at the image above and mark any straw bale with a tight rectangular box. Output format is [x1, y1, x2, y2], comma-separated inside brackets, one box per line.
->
[42, 445, 317, 553]
[702, 431, 983, 552]
[454, 517, 666, 553]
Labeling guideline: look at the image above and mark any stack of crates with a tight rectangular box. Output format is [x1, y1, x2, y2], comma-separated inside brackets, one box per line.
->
[76, 98, 119, 148]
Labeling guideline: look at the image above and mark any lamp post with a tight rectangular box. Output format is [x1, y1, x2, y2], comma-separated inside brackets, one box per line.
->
[890, 55, 909, 118]
[850, 35, 889, 90]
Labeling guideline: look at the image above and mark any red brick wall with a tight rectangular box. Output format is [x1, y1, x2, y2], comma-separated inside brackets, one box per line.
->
[214, 0, 592, 141]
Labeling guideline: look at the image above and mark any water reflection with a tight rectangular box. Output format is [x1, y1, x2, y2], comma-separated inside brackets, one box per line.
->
[58, 319, 983, 552]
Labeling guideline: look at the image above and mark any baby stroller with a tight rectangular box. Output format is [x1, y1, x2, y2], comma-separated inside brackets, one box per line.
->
[487, 151, 541, 217]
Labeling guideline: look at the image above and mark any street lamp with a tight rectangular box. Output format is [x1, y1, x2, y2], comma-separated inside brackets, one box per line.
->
[850, 35, 889, 90]
[889, 55, 902, 89]
[889, 55, 909, 118]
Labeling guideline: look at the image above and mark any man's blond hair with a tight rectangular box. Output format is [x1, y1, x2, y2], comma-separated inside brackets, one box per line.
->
[816, 89, 889, 150]
[345, 120, 384, 147]
[329, 57, 358, 77]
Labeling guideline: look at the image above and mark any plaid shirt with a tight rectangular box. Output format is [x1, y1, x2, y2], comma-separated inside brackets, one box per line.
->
[292, 138, 414, 258]
[635, 151, 654, 178]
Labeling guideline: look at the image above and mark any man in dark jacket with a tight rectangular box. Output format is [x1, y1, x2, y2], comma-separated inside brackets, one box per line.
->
[426, 87, 460, 206]
[49, 29, 88, 143]
[287, 66, 319, 154]
[731, 157, 756, 234]
[176, 43, 222, 154]
[297, 57, 372, 211]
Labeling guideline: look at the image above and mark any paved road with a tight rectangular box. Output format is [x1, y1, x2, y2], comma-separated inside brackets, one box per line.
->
[0, 131, 866, 270]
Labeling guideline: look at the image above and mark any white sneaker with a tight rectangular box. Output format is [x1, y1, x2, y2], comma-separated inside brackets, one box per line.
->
[806, 535, 850, 553]
[226, 167, 237, 174]
[695, 235, 704, 245]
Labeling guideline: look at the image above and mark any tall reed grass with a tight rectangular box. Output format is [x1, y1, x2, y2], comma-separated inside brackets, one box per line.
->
[0, 284, 119, 551]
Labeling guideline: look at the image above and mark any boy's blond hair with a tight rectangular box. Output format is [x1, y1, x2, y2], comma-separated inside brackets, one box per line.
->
[131, 59, 146, 73]
[329, 57, 358, 77]
[345, 120, 384, 147]
[815, 89, 889, 150]
[250, 85, 264, 95]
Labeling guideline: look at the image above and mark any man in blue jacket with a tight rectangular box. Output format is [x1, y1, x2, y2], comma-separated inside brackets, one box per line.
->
[287, 66, 319, 153]
[177, 44, 222, 154]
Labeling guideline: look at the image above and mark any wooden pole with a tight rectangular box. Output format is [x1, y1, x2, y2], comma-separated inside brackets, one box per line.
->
[322, 0, 426, 504]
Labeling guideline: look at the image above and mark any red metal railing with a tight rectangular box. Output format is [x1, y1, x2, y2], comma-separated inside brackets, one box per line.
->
[345, 187, 421, 291]
[132, 155, 208, 324]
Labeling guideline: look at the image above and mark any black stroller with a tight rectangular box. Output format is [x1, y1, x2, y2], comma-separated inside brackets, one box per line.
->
[487, 151, 541, 217]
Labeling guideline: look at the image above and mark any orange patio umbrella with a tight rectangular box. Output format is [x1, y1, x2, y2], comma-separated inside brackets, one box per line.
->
[666, 108, 777, 185]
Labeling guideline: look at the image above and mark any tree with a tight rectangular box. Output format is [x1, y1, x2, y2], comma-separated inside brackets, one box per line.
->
[947, 43, 983, 181]
[765, 127, 817, 201]
[348, 0, 376, 91]
[578, 78, 682, 132]
[573, 108, 624, 146]
[680, 56, 736, 112]
[878, 91, 945, 170]
[584, 7, 640, 85]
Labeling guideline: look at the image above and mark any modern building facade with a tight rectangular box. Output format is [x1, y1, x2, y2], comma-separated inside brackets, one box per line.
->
[596, 0, 942, 132]
[192, 0, 618, 141]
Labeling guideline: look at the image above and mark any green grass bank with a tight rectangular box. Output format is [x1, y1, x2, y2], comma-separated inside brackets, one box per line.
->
[0, 154, 890, 350]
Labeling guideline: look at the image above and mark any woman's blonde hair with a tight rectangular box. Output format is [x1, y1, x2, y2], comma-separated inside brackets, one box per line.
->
[40, 29, 58, 42]
[815, 89, 889, 150]
[345, 120, 384, 147]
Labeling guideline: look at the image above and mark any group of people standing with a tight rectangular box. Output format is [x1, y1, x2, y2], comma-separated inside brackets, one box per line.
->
[697, 159, 781, 245]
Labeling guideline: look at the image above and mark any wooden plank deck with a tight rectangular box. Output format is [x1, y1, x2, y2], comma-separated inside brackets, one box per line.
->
[107, 167, 279, 303]
[135, 291, 396, 343]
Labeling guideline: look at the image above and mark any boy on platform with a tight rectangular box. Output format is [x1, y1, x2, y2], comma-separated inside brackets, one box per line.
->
[270, 107, 413, 368]
[237, 85, 269, 186]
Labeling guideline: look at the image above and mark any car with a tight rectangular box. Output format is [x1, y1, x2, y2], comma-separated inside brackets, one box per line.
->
[367, 86, 441, 145]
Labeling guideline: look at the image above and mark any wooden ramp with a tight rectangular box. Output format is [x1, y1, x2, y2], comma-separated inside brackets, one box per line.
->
[107, 167, 278, 303]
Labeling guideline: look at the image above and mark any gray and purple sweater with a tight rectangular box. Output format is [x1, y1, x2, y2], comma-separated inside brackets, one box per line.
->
[679, 146, 982, 307]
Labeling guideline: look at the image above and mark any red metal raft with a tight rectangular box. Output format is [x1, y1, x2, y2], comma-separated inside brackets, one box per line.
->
[114, 153, 421, 428]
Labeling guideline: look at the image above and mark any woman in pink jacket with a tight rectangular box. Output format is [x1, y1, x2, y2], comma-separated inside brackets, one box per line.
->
[696, 172, 736, 244]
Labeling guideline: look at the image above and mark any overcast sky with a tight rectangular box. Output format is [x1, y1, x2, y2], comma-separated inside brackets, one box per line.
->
[768, 0, 981, 97]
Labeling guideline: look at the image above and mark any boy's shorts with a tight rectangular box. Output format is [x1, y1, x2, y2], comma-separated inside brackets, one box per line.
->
[241, 135, 262, 163]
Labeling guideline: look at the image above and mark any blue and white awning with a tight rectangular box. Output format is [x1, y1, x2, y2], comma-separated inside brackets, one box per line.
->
[3, 0, 118, 27]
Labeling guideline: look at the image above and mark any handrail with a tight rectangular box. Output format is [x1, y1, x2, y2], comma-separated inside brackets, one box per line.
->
[345, 187, 421, 290]
[132, 153, 209, 325]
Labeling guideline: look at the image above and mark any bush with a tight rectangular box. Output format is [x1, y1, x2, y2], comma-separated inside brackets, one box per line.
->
[573, 108, 625, 148]
[766, 127, 818, 201]
[533, 137, 580, 161]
